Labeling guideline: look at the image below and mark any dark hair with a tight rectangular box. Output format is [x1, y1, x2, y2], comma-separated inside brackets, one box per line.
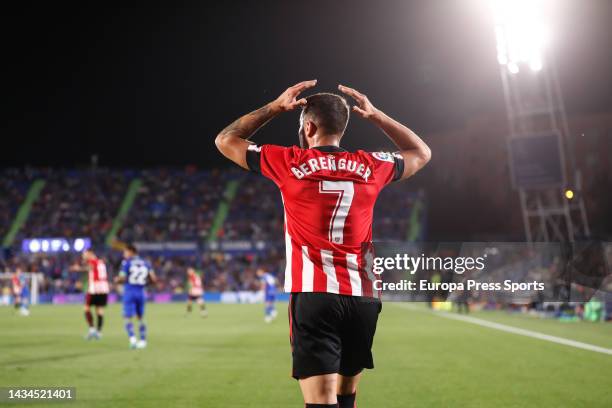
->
[125, 243, 138, 254]
[302, 93, 350, 136]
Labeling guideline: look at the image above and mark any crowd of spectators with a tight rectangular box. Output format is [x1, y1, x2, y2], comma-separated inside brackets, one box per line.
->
[117, 168, 238, 243]
[1, 166, 423, 296]
[14, 169, 130, 248]
[374, 183, 422, 241]
[0, 168, 37, 240]
[5, 167, 420, 246]
[218, 174, 284, 241]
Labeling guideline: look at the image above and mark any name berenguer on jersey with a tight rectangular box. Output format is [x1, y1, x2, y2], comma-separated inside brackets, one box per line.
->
[290, 155, 372, 181]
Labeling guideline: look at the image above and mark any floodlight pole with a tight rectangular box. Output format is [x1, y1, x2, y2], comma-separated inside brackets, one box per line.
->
[498, 53, 590, 242]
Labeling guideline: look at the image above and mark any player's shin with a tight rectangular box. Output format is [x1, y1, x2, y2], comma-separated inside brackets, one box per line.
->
[139, 321, 146, 340]
[125, 320, 135, 338]
[97, 314, 104, 332]
[85, 311, 94, 327]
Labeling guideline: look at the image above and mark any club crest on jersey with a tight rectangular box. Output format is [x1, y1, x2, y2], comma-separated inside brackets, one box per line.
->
[372, 152, 394, 163]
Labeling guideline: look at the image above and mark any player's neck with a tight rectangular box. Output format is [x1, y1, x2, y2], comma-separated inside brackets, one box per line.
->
[308, 134, 341, 149]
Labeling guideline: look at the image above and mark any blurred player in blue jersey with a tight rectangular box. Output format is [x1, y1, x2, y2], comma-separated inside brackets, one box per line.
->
[115, 244, 157, 349]
[11, 267, 30, 316]
[256, 268, 277, 323]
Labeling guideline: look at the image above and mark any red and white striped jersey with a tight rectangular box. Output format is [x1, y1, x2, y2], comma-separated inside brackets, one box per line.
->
[11, 274, 22, 294]
[87, 258, 110, 295]
[247, 144, 404, 298]
[188, 273, 203, 296]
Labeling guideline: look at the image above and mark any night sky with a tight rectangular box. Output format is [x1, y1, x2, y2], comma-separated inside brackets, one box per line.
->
[4, 0, 612, 168]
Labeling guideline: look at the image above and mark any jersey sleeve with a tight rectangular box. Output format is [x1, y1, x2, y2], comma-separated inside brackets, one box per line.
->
[369, 151, 405, 186]
[246, 144, 291, 186]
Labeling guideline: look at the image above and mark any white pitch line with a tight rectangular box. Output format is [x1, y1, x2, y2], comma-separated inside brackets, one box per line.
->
[396, 304, 612, 356]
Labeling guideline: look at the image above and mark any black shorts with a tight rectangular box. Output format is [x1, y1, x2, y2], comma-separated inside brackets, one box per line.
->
[188, 294, 202, 301]
[85, 293, 108, 307]
[289, 292, 382, 379]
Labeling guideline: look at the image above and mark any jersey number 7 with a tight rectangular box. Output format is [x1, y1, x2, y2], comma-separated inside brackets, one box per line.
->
[318, 181, 354, 245]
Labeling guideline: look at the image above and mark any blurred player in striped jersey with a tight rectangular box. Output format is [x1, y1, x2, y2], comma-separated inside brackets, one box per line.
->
[71, 249, 109, 340]
[216, 80, 431, 407]
[186, 267, 207, 317]
[11, 267, 30, 316]
[256, 268, 277, 323]
[116, 244, 157, 349]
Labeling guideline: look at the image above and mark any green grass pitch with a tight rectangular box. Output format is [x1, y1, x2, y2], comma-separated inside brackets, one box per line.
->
[2, 303, 612, 407]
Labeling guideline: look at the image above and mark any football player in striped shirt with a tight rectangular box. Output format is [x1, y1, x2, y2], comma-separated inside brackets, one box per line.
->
[186, 267, 208, 317]
[71, 249, 110, 340]
[215, 80, 430, 407]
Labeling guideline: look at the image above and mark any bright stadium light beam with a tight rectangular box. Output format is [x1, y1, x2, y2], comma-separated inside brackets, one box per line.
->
[491, 0, 549, 73]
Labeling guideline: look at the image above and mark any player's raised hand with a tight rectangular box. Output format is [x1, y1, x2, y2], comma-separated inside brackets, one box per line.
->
[338, 84, 378, 119]
[273, 80, 317, 112]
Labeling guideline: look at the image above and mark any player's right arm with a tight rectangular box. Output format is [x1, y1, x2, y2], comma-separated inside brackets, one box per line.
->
[339, 84, 432, 180]
[214, 80, 317, 169]
[148, 270, 158, 285]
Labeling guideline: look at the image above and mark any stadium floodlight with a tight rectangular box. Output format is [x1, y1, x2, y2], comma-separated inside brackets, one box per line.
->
[491, 0, 548, 73]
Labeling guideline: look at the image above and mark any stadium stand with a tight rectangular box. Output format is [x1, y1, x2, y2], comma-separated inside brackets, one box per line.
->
[0, 168, 36, 243]
[0, 167, 423, 295]
[219, 174, 284, 241]
[13, 169, 130, 248]
[116, 168, 233, 243]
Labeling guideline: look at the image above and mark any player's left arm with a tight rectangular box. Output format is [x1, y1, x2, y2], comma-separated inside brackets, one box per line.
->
[69, 262, 89, 273]
[339, 84, 431, 180]
[114, 260, 128, 283]
[12, 278, 20, 294]
[215, 80, 317, 169]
